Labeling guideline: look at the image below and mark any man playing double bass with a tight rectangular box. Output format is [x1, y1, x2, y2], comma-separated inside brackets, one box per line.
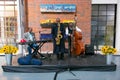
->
[66, 22, 84, 56]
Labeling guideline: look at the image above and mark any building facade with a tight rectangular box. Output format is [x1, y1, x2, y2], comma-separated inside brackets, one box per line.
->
[0, 0, 120, 55]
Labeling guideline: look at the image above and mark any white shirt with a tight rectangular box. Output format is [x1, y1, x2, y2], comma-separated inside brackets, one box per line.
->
[28, 32, 34, 41]
[76, 26, 82, 32]
[66, 26, 82, 35]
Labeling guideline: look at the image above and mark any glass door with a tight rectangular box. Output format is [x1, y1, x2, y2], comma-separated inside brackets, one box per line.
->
[0, 0, 17, 46]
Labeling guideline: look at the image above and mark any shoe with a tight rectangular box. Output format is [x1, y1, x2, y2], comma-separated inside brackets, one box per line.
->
[56, 54, 60, 60]
[60, 54, 64, 60]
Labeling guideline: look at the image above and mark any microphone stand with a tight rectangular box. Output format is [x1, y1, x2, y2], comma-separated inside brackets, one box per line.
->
[67, 22, 76, 77]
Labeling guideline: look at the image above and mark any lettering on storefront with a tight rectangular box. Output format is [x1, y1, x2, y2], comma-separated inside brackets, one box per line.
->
[40, 4, 76, 12]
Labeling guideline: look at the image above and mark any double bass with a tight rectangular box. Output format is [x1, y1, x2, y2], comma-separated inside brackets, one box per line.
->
[71, 23, 85, 56]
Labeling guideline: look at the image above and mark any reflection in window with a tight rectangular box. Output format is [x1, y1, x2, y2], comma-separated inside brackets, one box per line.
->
[107, 16, 114, 21]
[99, 5, 106, 10]
[99, 11, 107, 15]
[98, 16, 107, 21]
[98, 26, 106, 30]
[107, 21, 114, 25]
[92, 5, 98, 11]
[91, 4, 116, 50]
[107, 5, 115, 11]
[107, 11, 115, 15]
[0, 0, 17, 45]
[92, 11, 98, 16]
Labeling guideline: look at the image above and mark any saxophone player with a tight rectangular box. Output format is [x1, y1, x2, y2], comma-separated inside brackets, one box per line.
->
[51, 18, 65, 60]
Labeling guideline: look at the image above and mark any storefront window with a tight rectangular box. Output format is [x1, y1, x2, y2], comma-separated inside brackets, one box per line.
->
[91, 4, 116, 50]
[0, 0, 17, 46]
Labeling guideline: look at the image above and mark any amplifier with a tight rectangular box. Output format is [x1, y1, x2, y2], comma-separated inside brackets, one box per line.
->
[85, 44, 94, 55]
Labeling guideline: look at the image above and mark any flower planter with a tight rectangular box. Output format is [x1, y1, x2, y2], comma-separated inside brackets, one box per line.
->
[0, 45, 18, 65]
[106, 54, 112, 65]
[101, 45, 117, 65]
[5, 54, 12, 65]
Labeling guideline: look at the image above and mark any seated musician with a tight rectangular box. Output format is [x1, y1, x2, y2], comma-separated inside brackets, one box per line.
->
[23, 27, 38, 55]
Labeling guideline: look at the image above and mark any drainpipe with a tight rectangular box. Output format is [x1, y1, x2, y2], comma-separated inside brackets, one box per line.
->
[17, 0, 24, 56]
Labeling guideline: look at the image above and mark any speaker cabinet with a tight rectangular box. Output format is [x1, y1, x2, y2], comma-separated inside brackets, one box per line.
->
[85, 44, 94, 55]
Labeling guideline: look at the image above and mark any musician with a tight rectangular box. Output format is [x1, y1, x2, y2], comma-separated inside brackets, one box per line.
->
[23, 27, 38, 55]
[51, 18, 65, 60]
[66, 22, 82, 56]
[66, 22, 82, 35]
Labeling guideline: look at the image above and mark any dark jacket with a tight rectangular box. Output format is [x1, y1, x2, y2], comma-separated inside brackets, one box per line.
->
[51, 23, 65, 54]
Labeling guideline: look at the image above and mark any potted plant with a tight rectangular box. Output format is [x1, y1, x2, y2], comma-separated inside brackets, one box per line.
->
[101, 45, 117, 65]
[0, 45, 18, 65]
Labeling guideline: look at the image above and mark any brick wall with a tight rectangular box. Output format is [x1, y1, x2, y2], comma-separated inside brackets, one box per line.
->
[25, 0, 91, 52]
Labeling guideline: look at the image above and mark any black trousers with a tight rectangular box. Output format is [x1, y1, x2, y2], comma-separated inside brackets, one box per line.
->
[56, 53, 64, 60]
[68, 36, 72, 56]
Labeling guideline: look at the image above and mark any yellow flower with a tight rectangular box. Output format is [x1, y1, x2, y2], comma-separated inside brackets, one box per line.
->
[101, 45, 117, 55]
[40, 19, 75, 24]
[0, 45, 18, 54]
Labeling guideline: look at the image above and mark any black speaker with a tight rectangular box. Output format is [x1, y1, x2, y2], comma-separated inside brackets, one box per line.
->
[85, 44, 94, 55]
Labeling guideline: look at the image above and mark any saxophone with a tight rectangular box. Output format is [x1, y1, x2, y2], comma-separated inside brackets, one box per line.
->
[56, 23, 63, 45]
